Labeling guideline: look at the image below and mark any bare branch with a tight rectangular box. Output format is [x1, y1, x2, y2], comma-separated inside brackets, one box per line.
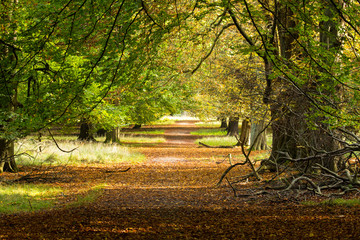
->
[284, 176, 322, 195]
[217, 161, 247, 186]
[47, 128, 78, 153]
[141, 0, 164, 30]
[186, 23, 234, 74]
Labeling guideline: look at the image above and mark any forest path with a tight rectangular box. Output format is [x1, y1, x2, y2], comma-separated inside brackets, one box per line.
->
[1, 121, 360, 239]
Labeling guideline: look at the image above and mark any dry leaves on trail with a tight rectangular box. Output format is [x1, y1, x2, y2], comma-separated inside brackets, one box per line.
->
[1, 121, 360, 239]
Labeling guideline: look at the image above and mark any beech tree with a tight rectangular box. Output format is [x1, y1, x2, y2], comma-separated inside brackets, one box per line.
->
[151, 0, 360, 185]
[2, 0, 360, 185]
[0, 0, 186, 172]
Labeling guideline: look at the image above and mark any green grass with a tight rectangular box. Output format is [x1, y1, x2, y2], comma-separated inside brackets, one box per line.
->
[129, 130, 165, 135]
[0, 184, 62, 214]
[191, 128, 227, 136]
[0, 183, 108, 214]
[120, 135, 166, 143]
[303, 198, 360, 207]
[15, 139, 145, 166]
[150, 118, 176, 125]
[196, 136, 238, 146]
[195, 121, 221, 127]
[68, 184, 107, 208]
[41, 134, 165, 142]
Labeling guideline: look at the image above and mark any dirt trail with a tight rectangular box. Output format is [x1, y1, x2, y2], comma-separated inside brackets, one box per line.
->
[1, 121, 360, 239]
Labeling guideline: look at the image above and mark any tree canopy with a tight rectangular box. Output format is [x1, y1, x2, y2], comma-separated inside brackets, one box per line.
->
[2, 0, 360, 178]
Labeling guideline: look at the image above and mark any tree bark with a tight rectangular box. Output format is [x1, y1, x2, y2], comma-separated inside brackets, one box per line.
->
[237, 118, 250, 146]
[227, 117, 239, 136]
[0, 0, 18, 173]
[104, 127, 121, 143]
[0, 140, 18, 173]
[220, 118, 228, 128]
[250, 119, 268, 150]
[78, 121, 96, 141]
[263, 2, 341, 172]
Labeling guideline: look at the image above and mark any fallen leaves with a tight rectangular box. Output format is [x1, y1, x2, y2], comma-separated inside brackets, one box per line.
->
[1, 121, 360, 239]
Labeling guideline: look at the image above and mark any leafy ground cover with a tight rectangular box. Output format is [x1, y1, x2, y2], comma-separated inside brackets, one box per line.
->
[1, 121, 360, 239]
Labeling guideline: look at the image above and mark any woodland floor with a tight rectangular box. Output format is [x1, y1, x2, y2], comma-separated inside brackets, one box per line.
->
[1, 120, 360, 239]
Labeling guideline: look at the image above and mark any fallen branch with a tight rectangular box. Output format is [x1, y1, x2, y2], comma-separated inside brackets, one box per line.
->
[199, 142, 235, 148]
[217, 161, 247, 186]
[314, 163, 348, 182]
[105, 167, 131, 173]
[284, 176, 322, 195]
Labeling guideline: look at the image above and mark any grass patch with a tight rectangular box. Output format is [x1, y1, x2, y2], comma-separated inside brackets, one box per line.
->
[0, 183, 108, 214]
[16, 139, 145, 166]
[303, 198, 360, 207]
[68, 184, 107, 208]
[0, 184, 62, 214]
[150, 117, 176, 125]
[195, 121, 221, 127]
[41, 133, 165, 142]
[129, 130, 165, 135]
[120, 135, 166, 143]
[191, 128, 227, 136]
[196, 136, 238, 146]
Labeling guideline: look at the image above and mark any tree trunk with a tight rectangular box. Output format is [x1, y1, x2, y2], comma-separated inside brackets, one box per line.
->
[250, 119, 268, 151]
[269, 96, 340, 172]
[237, 118, 250, 146]
[263, 2, 341, 172]
[220, 118, 228, 128]
[78, 121, 96, 141]
[0, 0, 18, 173]
[0, 140, 18, 173]
[104, 127, 121, 143]
[227, 117, 239, 136]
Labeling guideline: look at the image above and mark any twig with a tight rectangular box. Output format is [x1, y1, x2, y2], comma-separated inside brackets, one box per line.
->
[226, 177, 237, 197]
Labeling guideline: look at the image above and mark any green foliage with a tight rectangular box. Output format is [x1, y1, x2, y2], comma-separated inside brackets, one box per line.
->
[3, 0, 360, 175]
[1, 0, 191, 142]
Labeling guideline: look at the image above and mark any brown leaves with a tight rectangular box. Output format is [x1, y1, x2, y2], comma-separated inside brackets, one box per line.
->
[1, 121, 360, 239]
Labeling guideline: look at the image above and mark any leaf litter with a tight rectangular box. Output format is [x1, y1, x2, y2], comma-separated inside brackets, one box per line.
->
[1, 121, 360, 239]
